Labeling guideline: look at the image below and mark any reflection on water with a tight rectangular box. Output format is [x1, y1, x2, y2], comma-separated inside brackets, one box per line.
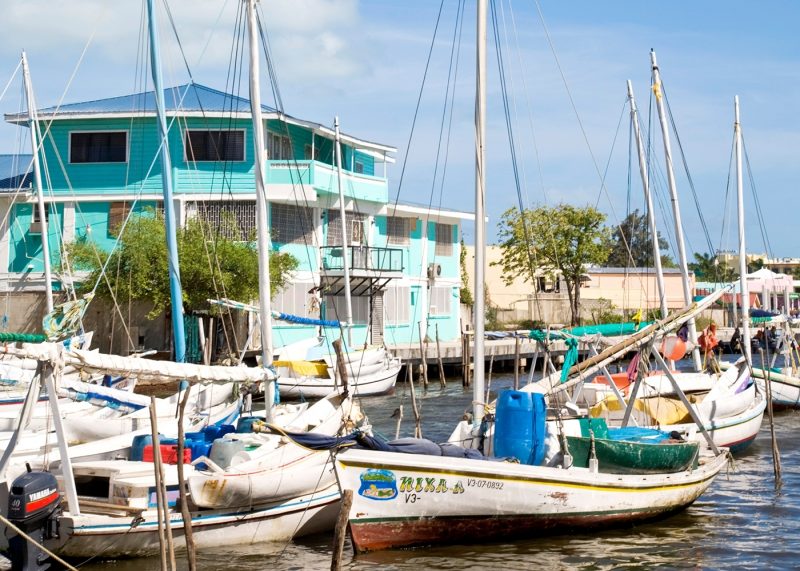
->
[19, 362, 800, 570]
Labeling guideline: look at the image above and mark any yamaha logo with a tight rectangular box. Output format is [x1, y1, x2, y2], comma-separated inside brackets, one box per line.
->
[28, 488, 56, 502]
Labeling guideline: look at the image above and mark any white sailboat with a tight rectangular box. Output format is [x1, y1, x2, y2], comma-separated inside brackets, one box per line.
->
[717, 99, 800, 407]
[333, 7, 730, 553]
[275, 341, 401, 398]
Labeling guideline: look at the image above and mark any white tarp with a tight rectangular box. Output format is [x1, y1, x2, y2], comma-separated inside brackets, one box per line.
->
[10, 343, 274, 385]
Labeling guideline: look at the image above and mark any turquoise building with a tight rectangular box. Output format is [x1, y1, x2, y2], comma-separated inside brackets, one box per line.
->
[1, 83, 472, 353]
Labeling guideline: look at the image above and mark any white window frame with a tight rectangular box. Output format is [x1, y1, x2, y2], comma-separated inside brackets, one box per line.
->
[267, 132, 293, 161]
[68, 130, 129, 164]
[273, 282, 313, 320]
[324, 294, 370, 325]
[429, 285, 452, 317]
[29, 203, 51, 234]
[303, 144, 321, 161]
[384, 286, 410, 325]
[183, 128, 246, 163]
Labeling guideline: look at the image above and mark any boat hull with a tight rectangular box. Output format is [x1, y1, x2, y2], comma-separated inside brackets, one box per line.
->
[335, 447, 729, 552]
[720, 361, 800, 408]
[187, 394, 361, 509]
[51, 486, 341, 559]
[278, 361, 400, 398]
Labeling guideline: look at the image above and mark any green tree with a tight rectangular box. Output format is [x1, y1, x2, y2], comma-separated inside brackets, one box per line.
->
[688, 252, 736, 282]
[746, 257, 765, 274]
[605, 209, 675, 268]
[495, 204, 611, 326]
[67, 211, 298, 318]
[459, 237, 473, 307]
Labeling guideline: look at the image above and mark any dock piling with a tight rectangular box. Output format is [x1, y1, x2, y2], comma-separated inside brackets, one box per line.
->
[331, 489, 354, 571]
[435, 324, 447, 388]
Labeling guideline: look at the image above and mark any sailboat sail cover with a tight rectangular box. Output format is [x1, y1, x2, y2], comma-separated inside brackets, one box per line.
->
[11, 343, 275, 384]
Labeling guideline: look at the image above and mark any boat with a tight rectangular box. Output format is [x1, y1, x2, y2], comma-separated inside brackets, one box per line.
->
[721, 359, 800, 408]
[333, 10, 730, 553]
[337, 443, 726, 552]
[566, 425, 700, 475]
[581, 358, 766, 453]
[52, 464, 341, 559]
[275, 345, 401, 398]
[187, 395, 363, 509]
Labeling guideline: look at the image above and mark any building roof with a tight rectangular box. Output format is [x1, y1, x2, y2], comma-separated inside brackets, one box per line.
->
[4, 83, 396, 156]
[41, 83, 272, 117]
[0, 154, 32, 191]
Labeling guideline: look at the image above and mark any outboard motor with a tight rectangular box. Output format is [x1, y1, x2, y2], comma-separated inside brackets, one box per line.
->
[7, 469, 62, 571]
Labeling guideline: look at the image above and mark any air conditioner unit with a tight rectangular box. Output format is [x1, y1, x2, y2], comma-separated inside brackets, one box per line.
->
[427, 263, 442, 279]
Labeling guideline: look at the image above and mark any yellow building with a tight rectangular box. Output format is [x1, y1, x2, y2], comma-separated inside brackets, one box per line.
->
[465, 245, 694, 325]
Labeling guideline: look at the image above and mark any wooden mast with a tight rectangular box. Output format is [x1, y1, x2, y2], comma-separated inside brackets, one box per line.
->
[650, 50, 702, 371]
[473, 0, 487, 423]
[628, 79, 668, 319]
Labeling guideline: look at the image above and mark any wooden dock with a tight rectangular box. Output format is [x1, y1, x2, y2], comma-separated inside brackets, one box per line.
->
[388, 336, 572, 366]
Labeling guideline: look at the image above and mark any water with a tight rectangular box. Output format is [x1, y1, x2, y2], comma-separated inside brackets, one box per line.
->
[28, 365, 800, 570]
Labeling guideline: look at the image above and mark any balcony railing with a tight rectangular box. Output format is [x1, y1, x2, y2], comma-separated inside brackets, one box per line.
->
[321, 245, 404, 273]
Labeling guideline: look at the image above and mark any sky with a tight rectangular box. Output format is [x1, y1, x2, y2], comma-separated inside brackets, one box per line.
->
[1, 0, 799, 259]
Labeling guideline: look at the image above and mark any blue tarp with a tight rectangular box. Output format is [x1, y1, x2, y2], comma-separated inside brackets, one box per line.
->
[606, 427, 673, 444]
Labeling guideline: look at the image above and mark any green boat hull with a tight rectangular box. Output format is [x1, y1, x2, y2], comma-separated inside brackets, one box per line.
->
[566, 436, 699, 474]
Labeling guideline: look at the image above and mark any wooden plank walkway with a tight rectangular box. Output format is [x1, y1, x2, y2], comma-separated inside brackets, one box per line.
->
[387, 336, 573, 367]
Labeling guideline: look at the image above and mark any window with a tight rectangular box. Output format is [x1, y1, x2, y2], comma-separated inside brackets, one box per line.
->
[271, 203, 314, 245]
[185, 130, 244, 162]
[429, 286, 453, 316]
[386, 216, 410, 246]
[70, 132, 127, 163]
[354, 160, 365, 174]
[303, 144, 321, 161]
[327, 210, 367, 246]
[192, 200, 256, 240]
[434, 222, 453, 256]
[108, 201, 130, 238]
[324, 294, 369, 325]
[384, 286, 410, 325]
[268, 132, 292, 160]
[29, 205, 50, 234]
[273, 283, 313, 319]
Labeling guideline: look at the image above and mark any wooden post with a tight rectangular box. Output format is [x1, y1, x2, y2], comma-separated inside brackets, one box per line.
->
[207, 317, 215, 364]
[513, 336, 521, 390]
[464, 333, 472, 387]
[331, 489, 354, 571]
[176, 389, 196, 571]
[461, 332, 467, 387]
[417, 322, 429, 388]
[332, 338, 349, 398]
[759, 348, 782, 487]
[394, 404, 403, 439]
[198, 317, 207, 365]
[406, 364, 422, 438]
[485, 352, 495, 404]
[435, 324, 447, 388]
[149, 397, 176, 571]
